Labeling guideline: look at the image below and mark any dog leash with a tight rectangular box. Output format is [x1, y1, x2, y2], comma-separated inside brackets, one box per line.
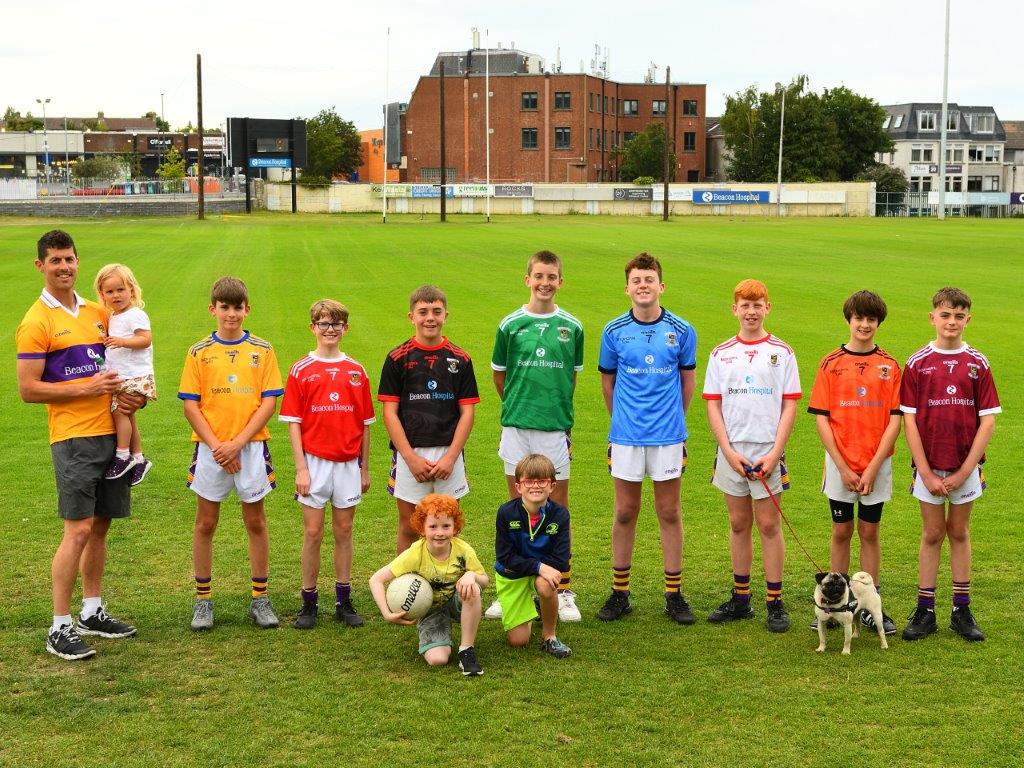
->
[757, 473, 825, 575]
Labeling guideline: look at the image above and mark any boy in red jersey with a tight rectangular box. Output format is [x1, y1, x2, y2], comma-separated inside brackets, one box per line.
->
[378, 286, 480, 552]
[807, 291, 902, 635]
[280, 300, 376, 629]
[900, 287, 1001, 642]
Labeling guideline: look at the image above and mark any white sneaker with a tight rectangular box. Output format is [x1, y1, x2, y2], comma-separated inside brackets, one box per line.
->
[558, 590, 582, 622]
[484, 599, 503, 620]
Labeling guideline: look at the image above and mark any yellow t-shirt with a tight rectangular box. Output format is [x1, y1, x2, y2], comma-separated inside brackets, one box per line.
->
[16, 292, 113, 444]
[388, 537, 485, 611]
[177, 331, 284, 442]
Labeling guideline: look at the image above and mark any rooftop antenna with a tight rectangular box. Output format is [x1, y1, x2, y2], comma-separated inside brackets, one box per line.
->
[591, 44, 610, 79]
[644, 61, 658, 84]
[471, 26, 480, 49]
[554, 46, 562, 73]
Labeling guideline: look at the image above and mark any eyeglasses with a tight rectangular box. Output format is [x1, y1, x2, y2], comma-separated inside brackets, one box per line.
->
[314, 321, 346, 331]
[517, 478, 553, 488]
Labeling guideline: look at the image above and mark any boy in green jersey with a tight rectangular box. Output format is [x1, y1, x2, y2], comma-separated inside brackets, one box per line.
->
[487, 250, 584, 622]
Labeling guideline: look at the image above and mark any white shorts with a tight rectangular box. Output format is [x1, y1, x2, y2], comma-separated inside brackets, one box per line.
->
[712, 441, 789, 499]
[499, 427, 572, 481]
[389, 447, 469, 504]
[911, 467, 984, 505]
[608, 442, 687, 482]
[821, 454, 892, 505]
[188, 441, 275, 504]
[296, 454, 363, 510]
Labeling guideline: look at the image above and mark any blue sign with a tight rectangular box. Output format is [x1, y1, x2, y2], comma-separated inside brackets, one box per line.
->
[411, 185, 454, 198]
[249, 157, 292, 168]
[1011, 192, 1024, 205]
[693, 189, 770, 205]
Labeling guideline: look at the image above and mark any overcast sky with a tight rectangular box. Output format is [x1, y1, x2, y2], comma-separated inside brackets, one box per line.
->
[6, 1, 1021, 131]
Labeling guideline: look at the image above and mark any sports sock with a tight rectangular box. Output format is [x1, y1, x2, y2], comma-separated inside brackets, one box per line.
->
[301, 587, 318, 607]
[612, 564, 631, 593]
[195, 576, 212, 600]
[952, 580, 970, 607]
[458, 644, 472, 652]
[115, 447, 130, 459]
[664, 569, 681, 594]
[132, 452, 145, 463]
[51, 615, 72, 633]
[251, 576, 268, 599]
[81, 596, 102, 618]
[559, 568, 571, 593]
[766, 580, 783, 604]
[335, 581, 351, 604]
[733, 574, 751, 604]
[917, 586, 936, 610]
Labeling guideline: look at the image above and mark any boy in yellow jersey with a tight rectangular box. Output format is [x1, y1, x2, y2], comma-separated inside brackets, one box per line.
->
[178, 277, 284, 631]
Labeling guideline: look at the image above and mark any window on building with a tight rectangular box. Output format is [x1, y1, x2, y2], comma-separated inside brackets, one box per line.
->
[589, 94, 596, 112]
[588, 128, 594, 149]
[554, 91, 571, 110]
[622, 100, 638, 116]
[911, 144, 934, 162]
[603, 129, 609, 148]
[521, 92, 538, 110]
[687, 169, 700, 182]
[612, 97, 617, 114]
[555, 127, 571, 149]
[946, 145, 964, 162]
[945, 176, 963, 192]
[985, 145, 1000, 162]
[985, 176, 1000, 191]
[882, 115, 892, 129]
[893, 114, 904, 128]
[652, 100, 667, 116]
[967, 176, 982, 191]
[918, 111, 936, 130]
[683, 100, 698, 116]
[909, 176, 932, 192]
[420, 167, 455, 183]
[521, 128, 538, 149]
[683, 132, 696, 152]
[947, 111, 959, 130]
[622, 131, 636, 144]
[603, 96, 610, 114]
[972, 113, 995, 133]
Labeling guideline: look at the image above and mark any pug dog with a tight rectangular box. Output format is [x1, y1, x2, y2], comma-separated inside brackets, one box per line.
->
[814, 572, 860, 655]
[848, 571, 888, 651]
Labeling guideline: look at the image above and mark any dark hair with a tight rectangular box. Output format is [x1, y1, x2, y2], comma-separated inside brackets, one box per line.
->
[842, 290, 888, 323]
[210, 276, 249, 306]
[527, 250, 562, 276]
[624, 252, 662, 281]
[409, 284, 447, 310]
[933, 287, 971, 310]
[514, 454, 557, 482]
[37, 230, 76, 260]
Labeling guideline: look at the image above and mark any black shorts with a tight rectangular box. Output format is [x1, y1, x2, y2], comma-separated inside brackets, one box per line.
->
[829, 498, 883, 525]
[51, 435, 131, 520]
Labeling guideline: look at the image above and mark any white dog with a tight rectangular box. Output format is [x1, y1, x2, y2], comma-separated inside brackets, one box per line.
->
[814, 571, 888, 655]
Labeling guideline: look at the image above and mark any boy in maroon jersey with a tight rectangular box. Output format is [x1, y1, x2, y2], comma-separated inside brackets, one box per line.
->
[280, 299, 376, 629]
[900, 287, 1001, 642]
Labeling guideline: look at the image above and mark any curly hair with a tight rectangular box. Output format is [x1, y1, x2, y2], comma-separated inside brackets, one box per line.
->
[410, 493, 464, 536]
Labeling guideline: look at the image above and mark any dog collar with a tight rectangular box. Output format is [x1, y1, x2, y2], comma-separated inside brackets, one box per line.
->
[815, 597, 859, 614]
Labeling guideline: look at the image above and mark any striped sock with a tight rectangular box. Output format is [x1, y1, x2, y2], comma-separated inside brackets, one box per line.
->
[558, 568, 571, 593]
[664, 570, 681, 595]
[733, 574, 751, 605]
[952, 580, 971, 607]
[195, 576, 212, 600]
[917, 586, 936, 610]
[251, 576, 268, 599]
[335, 581, 351, 604]
[612, 564, 631, 593]
[766, 581, 783, 605]
[301, 587, 318, 607]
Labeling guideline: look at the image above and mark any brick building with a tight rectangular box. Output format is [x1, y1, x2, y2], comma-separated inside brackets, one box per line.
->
[398, 47, 706, 184]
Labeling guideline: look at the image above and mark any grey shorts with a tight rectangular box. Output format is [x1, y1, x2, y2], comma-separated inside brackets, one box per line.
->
[417, 595, 462, 654]
[51, 435, 131, 521]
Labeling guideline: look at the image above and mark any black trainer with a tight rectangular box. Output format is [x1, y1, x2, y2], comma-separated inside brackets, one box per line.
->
[902, 605, 937, 640]
[596, 590, 632, 621]
[766, 599, 790, 633]
[46, 624, 96, 660]
[76, 607, 137, 639]
[860, 610, 897, 636]
[335, 599, 365, 628]
[950, 605, 985, 642]
[665, 592, 695, 625]
[458, 646, 483, 676]
[293, 602, 318, 629]
[707, 592, 755, 623]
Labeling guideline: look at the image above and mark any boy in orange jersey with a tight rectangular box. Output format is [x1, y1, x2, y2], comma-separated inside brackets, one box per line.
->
[807, 291, 902, 635]
[178, 277, 284, 631]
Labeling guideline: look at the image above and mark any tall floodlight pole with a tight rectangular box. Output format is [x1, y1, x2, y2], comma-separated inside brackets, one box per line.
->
[382, 26, 390, 224]
[197, 53, 206, 220]
[439, 60, 446, 222]
[938, 0, 950, 220]
[36, 98, 51, 183]
[485, 29, 491, 223]
[776, 83, 786, 218]
[63, 115, 70, 187]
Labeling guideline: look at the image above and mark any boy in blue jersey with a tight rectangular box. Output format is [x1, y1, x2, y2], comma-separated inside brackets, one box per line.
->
[596, 253, 698, 624]
[494, 454, 572, 658]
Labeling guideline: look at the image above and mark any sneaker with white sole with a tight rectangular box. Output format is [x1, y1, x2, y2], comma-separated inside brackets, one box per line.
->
[557, 590, 582, 622]
[484, 599, 503, 620]
[76, 607, 137, 638]
[104, 454, 137, 480]
[540, 636, 572, 658]
[129, 459, 153, 487]
[191, 599, 214, 631]
[457, 646, 484, 676]
[46, 624, 96, 660]
[248, 596, 280, 629]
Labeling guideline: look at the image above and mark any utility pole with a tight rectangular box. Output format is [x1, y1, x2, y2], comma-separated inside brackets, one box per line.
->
[938, 0, 950, 220]
[663, 66, 670, 221]
[196, 53, 205, 220]
[439, 60, 447, 222]
[776, 83, 786, 218]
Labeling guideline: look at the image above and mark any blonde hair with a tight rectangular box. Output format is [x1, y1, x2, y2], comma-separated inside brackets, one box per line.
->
[94, 263, 144, 309]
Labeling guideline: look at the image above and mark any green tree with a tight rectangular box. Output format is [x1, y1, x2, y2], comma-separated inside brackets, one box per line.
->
[3, 106, 44, 131]
[857, 162, 908, 215]
[304, 107, 362, 180]
[72, 156, 128, 180]
[144, 111, 170, 132]
[721, 78, 891, 182]
[612, 122, 675, 182]
[155, 146, 185, 181]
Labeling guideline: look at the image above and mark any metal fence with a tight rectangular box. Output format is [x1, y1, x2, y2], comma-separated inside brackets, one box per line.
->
[4, 177, 246, 201]
[875, 191, 1021, 218]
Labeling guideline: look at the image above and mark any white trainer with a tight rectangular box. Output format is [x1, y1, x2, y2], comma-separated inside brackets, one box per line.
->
[558, 590, 582, 622]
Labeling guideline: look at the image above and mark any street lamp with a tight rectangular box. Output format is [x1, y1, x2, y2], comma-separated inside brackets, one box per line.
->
[36, 97, 51, 183]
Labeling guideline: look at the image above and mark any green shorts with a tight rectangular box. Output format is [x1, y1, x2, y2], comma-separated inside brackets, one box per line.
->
[495, 573, 539, 632]
[51, 435, 131, 521]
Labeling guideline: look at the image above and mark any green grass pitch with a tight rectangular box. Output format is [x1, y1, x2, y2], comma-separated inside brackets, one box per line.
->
[1, 213, 1021, 767]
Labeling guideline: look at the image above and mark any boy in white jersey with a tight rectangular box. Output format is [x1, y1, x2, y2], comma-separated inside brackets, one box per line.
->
[900, 287, 1000, 642]
[703, 279, 800, 633]
[596, 253, 698, 625]
[487, 250, 584, 622]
